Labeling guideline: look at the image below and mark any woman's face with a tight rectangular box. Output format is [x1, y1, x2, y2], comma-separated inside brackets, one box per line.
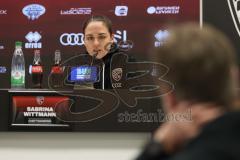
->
[84, 21, 114, 59]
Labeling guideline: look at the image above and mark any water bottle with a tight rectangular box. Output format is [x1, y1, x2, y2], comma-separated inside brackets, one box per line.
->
[11, 41, 25, 89]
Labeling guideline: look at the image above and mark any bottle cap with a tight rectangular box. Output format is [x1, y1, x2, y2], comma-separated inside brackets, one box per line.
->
[15, 41, 22, 47]
[33, 50, 41, 65]
[54, 50, 61, 64]
[34, 49, 40, 54]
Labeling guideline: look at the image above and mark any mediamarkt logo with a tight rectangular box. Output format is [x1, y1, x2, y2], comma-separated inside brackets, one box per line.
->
[22, 4, 46, 20]
[228, 0, 240, 37]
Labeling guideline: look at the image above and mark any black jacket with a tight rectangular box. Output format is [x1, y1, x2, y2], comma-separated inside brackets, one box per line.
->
[91, 48, 120, 89]
[136, 111, 240, 160]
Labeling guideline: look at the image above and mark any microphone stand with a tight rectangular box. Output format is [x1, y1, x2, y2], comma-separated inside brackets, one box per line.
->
[91, 50, 106, 90]
[102, 62, 105, 90]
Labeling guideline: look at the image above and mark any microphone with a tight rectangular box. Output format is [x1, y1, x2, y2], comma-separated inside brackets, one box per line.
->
[90, 50, 105, 89]
[90, 50, 99, 66]
[93, 49, 101, 57]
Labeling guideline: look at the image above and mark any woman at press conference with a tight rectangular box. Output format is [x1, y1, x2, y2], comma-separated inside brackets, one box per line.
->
[82, 15, 121, 89]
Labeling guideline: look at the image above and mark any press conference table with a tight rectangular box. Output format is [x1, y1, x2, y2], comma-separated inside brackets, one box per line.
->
[0, 88, 162, 132]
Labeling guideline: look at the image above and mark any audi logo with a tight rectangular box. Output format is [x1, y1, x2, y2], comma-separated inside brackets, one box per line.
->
[60, 33, 84, 46]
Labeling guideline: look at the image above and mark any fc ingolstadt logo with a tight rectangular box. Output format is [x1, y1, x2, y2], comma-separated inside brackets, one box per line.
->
[228, 0, 240, 37]
[112, 68, 123, 82]
[36, 96, 44, 105]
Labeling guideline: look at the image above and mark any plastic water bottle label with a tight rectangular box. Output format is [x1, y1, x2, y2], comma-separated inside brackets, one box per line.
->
[11, 71, 24, 85]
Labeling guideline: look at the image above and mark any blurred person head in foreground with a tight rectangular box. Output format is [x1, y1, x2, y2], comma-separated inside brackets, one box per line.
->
[136, 23, 240, 160]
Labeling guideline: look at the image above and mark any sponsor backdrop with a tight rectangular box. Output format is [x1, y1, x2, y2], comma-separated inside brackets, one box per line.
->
[0, 0, 200, 89]
[203, 0, 240, 63]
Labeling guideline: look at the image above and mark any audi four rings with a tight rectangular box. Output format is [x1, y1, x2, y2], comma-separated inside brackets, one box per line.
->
[60, 33, 84, 46]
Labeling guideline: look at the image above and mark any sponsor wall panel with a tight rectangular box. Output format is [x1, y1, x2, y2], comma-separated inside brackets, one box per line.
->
[0, 0, 199, 89]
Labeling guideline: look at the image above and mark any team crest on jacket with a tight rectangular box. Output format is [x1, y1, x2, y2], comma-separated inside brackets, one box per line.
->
[112, 68, 123, 82]
[228, 0, 240, 37]
[36, 96, 44, 105]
